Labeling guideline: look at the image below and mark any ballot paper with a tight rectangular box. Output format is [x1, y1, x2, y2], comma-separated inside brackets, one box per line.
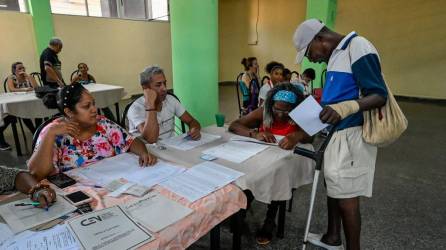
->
[159, 132, 221, 151]
[121, 191, 193, 232]
[160, 162, 244, 202]
[67, 206, 153, 250]
[0, 195, 77, 233]
[289, 95, 329, 136]
[230, 135, 285, 146]
[105, 179, 151, 198]
[76, 153, 185, 187]
[202, 141, 269, 163]
[1, 224, 80, 250]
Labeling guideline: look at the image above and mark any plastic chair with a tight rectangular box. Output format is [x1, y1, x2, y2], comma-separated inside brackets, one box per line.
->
[30, 72, 43, 86]
[70, 70, 79, 82]
[235, 73, 246, 117]
[3, 76, 28, 153]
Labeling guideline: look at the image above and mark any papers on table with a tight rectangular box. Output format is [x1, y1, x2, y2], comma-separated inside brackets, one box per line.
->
[67, 206, 153, 250]
[159, 132, 221, 151]
[105, 179, 151, 198]
[0, 195, 77, 233]
[0, 223, 14, 245]
[202, 140, 269, 163]
[289, 95, 328, 136]
[230, 135, 285, 146]
[76, 153, 185, 187]
[160, 162, 244, 202]
[122, 191, 193, 232]
[1, 224, 80, 250]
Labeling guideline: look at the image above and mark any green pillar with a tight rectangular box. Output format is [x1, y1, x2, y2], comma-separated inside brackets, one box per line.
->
[170, 0, 218, 127]
[28, 0, 54, 54]
[302, 0, 337, 88]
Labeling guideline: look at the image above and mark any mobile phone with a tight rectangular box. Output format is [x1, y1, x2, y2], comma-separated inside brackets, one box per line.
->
[47, 173, 76, 189]
[65, 191, 93, 206]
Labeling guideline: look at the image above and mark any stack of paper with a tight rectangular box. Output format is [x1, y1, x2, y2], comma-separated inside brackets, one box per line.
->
[230, 135, 285, 146]
[202, 141, 269, 163]
[160, 162, 244, 202]
[76, 153, 185, 187]
[159, 132, 221, 151]
[121, 192, 193, 232]
[0, 195, 77, 233]
[0, 224, 80, 250]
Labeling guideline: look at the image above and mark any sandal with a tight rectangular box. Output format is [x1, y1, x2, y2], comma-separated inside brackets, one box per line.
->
[256, 218, 275, 245]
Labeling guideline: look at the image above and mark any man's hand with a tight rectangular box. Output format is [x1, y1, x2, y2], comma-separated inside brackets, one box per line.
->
[188, 127, 201, 140]
[139, 152, 157, 167]
[143, 88, 158, 109]
[320, 106, 341, 125]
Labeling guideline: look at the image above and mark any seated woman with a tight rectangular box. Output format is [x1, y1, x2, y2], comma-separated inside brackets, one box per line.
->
[258, 61, 285, 106]
[71, 63, 96, 84]
[28, 83, 157, 180]
[240, 57, 261, 114]
[0, 165, 56, 209]
[229, 83, 312, 245]
[6, 62, 41, 134]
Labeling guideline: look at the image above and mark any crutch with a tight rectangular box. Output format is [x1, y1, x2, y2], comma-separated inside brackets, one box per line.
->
[294, 127, 335, 250]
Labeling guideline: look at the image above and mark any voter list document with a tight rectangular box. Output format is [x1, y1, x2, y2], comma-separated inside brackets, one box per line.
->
[67, 206, 154, 250]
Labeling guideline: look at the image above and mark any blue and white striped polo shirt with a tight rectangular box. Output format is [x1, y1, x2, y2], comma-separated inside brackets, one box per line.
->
[322, 31, 388, 131]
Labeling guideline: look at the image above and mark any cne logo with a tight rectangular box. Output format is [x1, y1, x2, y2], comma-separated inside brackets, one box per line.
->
[80, 216, 102, 226]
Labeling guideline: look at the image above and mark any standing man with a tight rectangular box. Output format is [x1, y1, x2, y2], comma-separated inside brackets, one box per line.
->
[40, 38, 65, 88]
[293, 19, 387, 250]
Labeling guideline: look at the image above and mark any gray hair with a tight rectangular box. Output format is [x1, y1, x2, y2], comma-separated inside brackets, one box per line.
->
[49, 37, 63, 46]
[140, 65, 164, 85]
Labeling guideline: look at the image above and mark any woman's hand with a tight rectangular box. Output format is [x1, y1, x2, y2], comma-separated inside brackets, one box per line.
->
[255, 131, 276, 143]
[188, 127, 201, 140]
[278, 135, 299, 150]
[48, 120, 80, 138]
[32, 187, 57, 209]
[139, 152, 157, 167]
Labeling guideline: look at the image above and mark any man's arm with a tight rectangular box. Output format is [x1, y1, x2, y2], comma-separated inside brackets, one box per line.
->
[138, 88, 160, 143]
[44, 65, 64, 86]
[179, 111, 201, 140]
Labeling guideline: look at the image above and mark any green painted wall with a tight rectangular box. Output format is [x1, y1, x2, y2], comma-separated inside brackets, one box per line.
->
[302, 0, 337, 88]
[170, 0, 219, 127]
[28, 0, 54, 54]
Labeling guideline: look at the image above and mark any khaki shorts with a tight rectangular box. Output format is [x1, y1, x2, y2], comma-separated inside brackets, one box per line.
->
[323, 126, 377, 199]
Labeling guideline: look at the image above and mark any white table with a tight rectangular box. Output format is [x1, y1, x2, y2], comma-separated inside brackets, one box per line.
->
[148, 126, 316, 238]
[0, 83, 125, 155]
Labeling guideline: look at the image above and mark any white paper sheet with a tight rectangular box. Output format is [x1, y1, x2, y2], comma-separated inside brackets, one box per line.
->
[0, 195, 77, 233]
[159, 132, 221, 151]
[67, 206, 153, 250]
[1, 224, 80, 250]
[202, 141, 269, 163]
[0, 223, 14, 245]
[230, 135, 285, 146]
[75, 153, 185, 187]
[122, 192, 193, 233]
[289, 95, 329, 136]
[160, 162, 244, 202]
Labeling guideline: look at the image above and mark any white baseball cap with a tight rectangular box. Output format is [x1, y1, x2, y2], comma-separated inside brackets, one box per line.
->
[293, 19, 325, 64]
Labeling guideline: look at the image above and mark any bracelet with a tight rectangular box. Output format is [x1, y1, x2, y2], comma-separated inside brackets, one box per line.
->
[145, 109, 157, 112]
[28, 183, 50, 201]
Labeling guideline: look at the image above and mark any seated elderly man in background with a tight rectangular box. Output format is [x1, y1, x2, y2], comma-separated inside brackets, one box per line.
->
[127, 66, 201, 143]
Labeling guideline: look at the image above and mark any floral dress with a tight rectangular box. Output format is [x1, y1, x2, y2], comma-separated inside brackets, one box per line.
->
[35, 116, 134, 172]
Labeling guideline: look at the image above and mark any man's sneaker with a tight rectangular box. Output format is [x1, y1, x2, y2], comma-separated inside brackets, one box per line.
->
[307, 233, 344, 250]
[0, 142, 11, 151]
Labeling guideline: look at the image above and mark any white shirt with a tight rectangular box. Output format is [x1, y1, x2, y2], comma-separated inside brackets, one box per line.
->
[127, 95, 186, 139]
[258, 81, 273, 103]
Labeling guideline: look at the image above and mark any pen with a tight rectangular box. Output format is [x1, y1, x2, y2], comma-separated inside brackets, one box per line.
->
[184, 134, 192, 140]
[15, 202, 40, 206]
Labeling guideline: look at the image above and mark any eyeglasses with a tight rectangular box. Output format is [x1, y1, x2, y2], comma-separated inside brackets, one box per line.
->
[272, 107, 290, 115]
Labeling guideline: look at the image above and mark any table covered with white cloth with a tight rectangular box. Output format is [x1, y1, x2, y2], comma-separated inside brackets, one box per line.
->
[148, 125, 316, 204]
[0, 83, 125, 126]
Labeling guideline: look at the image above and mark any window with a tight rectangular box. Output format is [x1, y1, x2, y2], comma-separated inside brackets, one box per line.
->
[0, 0, 28, 12]
[49, 0, 169, 21]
